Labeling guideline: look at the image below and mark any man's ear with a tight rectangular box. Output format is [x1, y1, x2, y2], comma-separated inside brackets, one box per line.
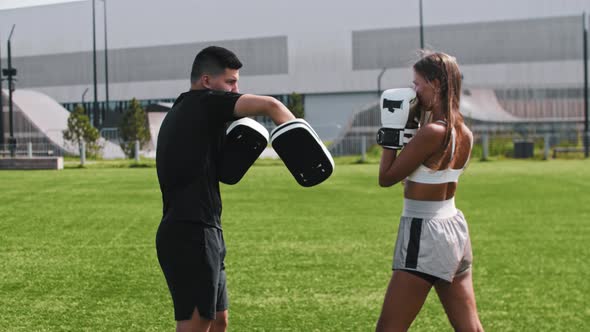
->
[201, 75, 211, 89]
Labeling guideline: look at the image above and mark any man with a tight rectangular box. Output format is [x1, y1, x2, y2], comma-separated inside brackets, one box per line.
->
[155, 46, 295, 332]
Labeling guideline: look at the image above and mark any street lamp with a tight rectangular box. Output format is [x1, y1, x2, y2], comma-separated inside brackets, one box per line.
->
[583, 12, 589, 158]
[0, 29, 4, 147]
[100, 0, 109, 113]
[6, 24, 16, 157]
[92, 0, 99, 127]
[377, 67, 387, 98]
[82, 87, 89, 104]
[419, 0, 424, 49]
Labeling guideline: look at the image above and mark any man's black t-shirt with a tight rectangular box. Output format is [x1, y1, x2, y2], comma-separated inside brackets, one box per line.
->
[156, 89, 242, 229]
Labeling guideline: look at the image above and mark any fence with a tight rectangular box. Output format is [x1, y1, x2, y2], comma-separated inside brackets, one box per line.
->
[328, 129, 589, 160]
[0, 142, 63, 158]
[99, 127, 121, 143]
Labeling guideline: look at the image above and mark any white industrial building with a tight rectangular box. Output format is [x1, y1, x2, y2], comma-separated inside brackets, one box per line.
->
[1, 0, 589, 143]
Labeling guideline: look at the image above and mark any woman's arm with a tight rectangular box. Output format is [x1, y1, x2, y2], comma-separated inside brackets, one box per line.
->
[378, 123, 446, 187]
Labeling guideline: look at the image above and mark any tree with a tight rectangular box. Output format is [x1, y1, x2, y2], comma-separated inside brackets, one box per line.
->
[119, 98, 151, 158]
[287, 92, 304, 118]
[63, 104, 102, 158]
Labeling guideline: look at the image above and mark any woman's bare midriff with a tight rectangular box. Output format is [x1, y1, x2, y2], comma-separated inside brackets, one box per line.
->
[404, 181, 457, 201]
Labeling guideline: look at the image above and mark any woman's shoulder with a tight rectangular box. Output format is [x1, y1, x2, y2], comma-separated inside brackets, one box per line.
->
[457, 123, 473, 143]
[419, 122, 447, 137]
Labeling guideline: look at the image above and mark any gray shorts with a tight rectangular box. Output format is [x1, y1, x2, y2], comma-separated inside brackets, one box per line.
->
[393, 198, 472, 283]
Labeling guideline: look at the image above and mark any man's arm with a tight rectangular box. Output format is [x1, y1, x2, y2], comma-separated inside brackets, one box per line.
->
[234, 94, 295, 125]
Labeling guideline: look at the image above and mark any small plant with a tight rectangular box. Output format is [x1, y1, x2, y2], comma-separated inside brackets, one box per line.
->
[287, 92, 305, 118]
[119, 98, 151, 158]
[62, 104, 102, 158]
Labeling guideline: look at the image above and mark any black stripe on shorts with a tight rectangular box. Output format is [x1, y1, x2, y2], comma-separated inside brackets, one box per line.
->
[405, 218, 423, 269]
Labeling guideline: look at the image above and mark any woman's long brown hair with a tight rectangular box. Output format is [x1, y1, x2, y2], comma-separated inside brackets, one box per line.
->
[413, 51, 464, 148]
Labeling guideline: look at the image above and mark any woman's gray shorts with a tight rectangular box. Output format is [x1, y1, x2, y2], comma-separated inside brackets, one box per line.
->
[393, 198, 472, 283]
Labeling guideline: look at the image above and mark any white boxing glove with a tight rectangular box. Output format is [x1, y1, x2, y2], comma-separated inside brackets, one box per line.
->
[376, 88, 416, 149]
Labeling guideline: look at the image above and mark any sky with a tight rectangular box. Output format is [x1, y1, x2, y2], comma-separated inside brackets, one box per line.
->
[0, 0, 84, 11]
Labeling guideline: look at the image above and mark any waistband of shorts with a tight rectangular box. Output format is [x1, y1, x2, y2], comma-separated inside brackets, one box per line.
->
[402, 198, 458, 219]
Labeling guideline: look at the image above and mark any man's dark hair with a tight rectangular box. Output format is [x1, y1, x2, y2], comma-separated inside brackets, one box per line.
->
[190, 46, 243, 83]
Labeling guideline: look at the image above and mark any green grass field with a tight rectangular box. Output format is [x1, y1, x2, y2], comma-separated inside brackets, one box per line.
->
[0, 159, 589, 331]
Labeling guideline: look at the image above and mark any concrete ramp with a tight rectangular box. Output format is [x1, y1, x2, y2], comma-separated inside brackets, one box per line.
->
[9, 89, 74, 153]
[148, 109, 168, 145]
[328, 89, 529, 156]
[3, 89, 125, 158]
[460, 89, 520, 122]
[100, 139, 126, 159]
[143, 102, 171, 158]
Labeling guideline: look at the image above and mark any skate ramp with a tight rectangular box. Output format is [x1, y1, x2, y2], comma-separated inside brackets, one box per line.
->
[4, 89, 125, 158]
[460, 89, 521, 122]
[143, 102, 171, 158]
[328, 89, 525, 155]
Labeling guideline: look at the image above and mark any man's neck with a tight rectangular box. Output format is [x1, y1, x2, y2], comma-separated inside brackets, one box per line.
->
[190, 82, 206, 90]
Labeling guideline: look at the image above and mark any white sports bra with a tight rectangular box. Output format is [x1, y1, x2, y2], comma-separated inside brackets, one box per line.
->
[406, 123, 472, 184]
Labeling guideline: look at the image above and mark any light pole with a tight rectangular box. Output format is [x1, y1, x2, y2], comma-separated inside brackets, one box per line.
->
[0, 29, 4, 147]
[101, 0, 109, 113]
[419, 0, 425, 49]
[6, 25, 16, 157]
[583, 12, 589, 158]
[92, 0, 99, 127]
[377, 67, 387, 99]
[82, 87, 89, 104]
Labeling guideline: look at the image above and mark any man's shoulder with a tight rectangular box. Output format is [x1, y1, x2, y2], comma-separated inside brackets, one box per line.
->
[174, 89, 233, 104]
[170, 91, 206, 113]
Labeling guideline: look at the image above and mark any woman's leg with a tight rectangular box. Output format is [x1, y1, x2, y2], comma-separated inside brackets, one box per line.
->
[375, 270, 434, 332]
[434, 270, 484, 332]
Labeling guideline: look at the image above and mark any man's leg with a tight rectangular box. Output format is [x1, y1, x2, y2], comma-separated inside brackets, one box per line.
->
[210, 310, 228, 332]
[211, 229, 229, 332]
[176, 307, 213, 332]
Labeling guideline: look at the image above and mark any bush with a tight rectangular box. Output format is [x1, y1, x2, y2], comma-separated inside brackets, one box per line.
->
[119, 98, 151, 158]
[62, 104, 102, 158]
[287, 92, 304, 118]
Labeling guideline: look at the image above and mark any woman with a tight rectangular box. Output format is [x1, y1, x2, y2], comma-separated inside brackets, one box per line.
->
[376, 52, 484, 332]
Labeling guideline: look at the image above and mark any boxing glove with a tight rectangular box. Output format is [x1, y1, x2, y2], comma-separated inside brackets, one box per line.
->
[376, 88, 416, 150]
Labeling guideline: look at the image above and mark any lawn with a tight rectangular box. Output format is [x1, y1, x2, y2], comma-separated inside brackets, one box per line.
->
[0, 159, 588, 331]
